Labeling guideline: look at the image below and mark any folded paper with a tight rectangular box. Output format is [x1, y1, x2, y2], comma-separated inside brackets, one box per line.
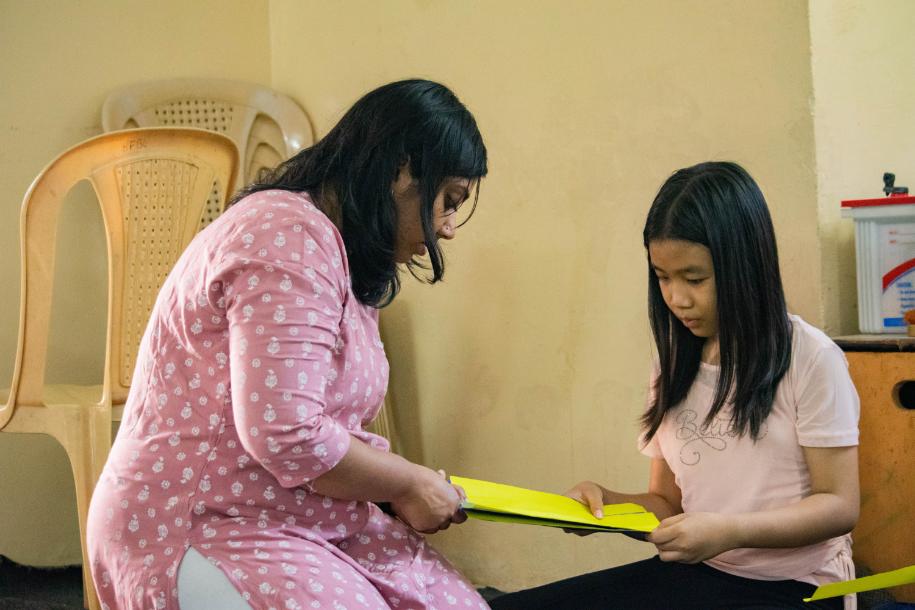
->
[805, 564, 915, 601]
[452, 476, 659, 533]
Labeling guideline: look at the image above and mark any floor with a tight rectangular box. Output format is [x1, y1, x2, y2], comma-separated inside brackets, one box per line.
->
[2, 555, 911, 610]
[0, 556, 505, 609]
[0, 556, 83, 610]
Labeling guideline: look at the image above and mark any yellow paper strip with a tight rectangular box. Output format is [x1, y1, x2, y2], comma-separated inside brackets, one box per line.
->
[804, 565, 915, 601]
[465, 509, 650, 535]
[452, 475, 660, 532]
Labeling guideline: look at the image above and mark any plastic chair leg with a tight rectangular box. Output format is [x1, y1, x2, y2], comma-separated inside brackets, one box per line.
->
[57, 407, 111, 610]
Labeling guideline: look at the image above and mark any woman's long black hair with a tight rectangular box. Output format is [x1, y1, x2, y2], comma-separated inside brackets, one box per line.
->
[641, 162, 792, 442]
[232, 79, 488, 307]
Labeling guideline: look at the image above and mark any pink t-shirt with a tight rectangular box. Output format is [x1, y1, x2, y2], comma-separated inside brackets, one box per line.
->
[640, 315, 859, 590]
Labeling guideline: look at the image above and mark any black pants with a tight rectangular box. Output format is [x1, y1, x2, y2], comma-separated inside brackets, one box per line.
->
[488, 556, 844, 610]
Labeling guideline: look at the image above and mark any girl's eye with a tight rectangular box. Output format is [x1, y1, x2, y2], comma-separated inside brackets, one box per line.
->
[656, 276, 670, 284]
[687, 278, 705, 286]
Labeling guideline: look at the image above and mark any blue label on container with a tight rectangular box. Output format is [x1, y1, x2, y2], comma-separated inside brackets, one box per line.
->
[884, 317, 905, 327]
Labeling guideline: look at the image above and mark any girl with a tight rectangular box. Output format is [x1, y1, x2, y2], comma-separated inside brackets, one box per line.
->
[491, 161, 860, 610]
[87, 79, 489, 610]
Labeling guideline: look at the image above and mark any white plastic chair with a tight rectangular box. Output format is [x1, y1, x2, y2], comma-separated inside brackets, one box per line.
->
[0, 127, 238, 610]
[101, 78, 314, 196]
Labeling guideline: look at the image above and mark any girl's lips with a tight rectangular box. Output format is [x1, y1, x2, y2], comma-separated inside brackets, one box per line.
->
[682, 318, 701, 329]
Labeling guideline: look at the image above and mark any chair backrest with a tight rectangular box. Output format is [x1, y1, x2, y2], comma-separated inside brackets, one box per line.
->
[101, 78, 313, 197]
[0, 128, 238, 428]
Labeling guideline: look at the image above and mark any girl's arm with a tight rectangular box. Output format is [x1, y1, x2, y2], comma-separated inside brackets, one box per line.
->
[567, 457, 683, 521]
[649, 446, 859, 563]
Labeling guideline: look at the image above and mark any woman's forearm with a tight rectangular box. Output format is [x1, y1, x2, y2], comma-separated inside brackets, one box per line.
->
[309, 436, 419, 502]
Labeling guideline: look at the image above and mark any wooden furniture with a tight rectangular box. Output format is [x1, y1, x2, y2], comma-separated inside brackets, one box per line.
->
[834, 334, 915, 602]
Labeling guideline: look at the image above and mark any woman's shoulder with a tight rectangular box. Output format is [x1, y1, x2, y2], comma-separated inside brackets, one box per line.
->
[229, 189, 334, 230]
[213, 189, 349, 279]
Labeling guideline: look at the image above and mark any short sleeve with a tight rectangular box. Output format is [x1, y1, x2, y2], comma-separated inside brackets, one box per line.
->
[638, 363, 663, 459]
[795, 345, 860, 447]
[216, 205, 353, 488]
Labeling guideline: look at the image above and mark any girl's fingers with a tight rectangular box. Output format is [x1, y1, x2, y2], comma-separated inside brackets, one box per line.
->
[661, 512, 688, 525]
[581, 487, 605, 519]
[647, 524, 677, 545]
[657, 549, 683, 563]
[562, 527, 594, 536]
[564, 488, 584, 503]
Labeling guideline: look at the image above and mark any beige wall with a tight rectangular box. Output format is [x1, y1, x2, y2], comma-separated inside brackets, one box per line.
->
[809, 0, 915, 334]
[270, 0, 819, 590]
[1, 0, 908, 594]
[0, 0, 271, 565]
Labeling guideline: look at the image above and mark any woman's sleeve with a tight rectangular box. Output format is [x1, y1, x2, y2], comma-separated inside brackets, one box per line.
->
[795, 345, 860, 447]
[219, 213, 353, 488]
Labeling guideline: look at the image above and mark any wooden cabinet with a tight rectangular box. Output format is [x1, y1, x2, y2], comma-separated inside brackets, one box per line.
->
[835, 335, 915, 603]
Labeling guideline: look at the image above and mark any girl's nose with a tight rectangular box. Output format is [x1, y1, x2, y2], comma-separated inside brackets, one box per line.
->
[669, 287, 692, 309]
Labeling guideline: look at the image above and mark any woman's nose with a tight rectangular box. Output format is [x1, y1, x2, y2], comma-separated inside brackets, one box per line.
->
[438, 216, 456, 240]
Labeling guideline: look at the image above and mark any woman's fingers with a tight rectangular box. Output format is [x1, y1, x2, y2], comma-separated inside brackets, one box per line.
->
[452, 484, 467, 503]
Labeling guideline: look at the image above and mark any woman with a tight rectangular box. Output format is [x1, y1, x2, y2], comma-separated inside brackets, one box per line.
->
[87, 79, 490, 610]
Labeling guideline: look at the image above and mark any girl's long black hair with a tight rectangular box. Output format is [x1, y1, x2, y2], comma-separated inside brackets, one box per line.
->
[641, 161, 792, 442]
[232, 79, 488, 307]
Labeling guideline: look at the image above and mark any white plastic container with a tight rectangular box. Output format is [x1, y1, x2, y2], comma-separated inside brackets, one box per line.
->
[841, 195, 915, 333]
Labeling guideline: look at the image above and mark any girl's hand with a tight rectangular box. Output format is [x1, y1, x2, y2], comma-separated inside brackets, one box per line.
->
[565, 481, 608, 518]
[563, 481, 608, 536]
[389, 466, 464, 534]
[648, 512, 738, 563]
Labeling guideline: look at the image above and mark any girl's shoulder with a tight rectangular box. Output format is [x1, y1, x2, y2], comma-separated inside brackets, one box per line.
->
[786, 314, 848, 375]
[787, 314, 838, 348]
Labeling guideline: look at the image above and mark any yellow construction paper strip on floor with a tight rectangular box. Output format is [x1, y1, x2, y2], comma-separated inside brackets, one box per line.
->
[804, 565, 915, 601]
[452, 475, 660, 532]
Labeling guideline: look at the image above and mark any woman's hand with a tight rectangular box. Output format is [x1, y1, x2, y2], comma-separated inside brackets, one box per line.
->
[648, 512, 737, 563]
[390, 466, 465, 534]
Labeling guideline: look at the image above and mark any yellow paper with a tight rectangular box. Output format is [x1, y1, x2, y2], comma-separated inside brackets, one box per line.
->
[804, 564, 915, 601]
[452, 476, 660, 533]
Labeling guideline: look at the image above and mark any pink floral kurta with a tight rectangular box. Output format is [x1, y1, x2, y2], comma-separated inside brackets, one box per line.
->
[87, 190, 487, 610]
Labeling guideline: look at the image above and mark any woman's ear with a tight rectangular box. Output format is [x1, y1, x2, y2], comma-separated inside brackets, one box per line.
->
[391, 161, 416, 197]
